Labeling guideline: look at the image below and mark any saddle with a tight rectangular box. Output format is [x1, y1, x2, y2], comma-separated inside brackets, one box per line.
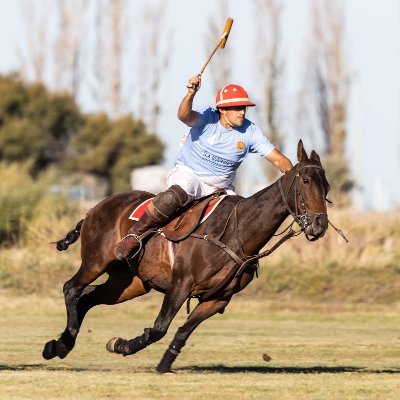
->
[162, 190, 227, 242]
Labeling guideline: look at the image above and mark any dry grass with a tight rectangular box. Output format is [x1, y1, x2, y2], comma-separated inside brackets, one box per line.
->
[265, 209, 400, 269]
[251, 209, 400, 303]
[1, 207, 400, 304]
[0, 293, 399, 400]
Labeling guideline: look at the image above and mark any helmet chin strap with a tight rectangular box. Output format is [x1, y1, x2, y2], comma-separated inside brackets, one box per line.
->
[222, 112, 234, 129]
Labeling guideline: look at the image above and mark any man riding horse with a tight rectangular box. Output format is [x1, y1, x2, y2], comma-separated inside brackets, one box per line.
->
[114, 75, 293, 260]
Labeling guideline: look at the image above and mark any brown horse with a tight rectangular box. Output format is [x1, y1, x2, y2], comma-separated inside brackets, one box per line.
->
[43, 140, 330, 373]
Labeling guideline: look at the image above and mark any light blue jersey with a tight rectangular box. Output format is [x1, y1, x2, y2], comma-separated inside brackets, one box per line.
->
[175, 107, 275, 188]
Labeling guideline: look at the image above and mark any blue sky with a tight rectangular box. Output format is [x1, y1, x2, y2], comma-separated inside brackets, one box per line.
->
[0, 0, 399, 210]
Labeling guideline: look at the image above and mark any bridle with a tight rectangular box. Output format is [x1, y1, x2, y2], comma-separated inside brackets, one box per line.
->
[188, 162, 347, 302]
[278, 164, 327, 241]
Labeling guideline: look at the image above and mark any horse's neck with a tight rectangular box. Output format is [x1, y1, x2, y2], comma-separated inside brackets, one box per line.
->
[236, 179, 289, 255]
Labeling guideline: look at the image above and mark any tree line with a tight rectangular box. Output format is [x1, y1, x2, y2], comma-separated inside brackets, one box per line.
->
[0, 74, 164, 194]
[13, 0, 352, 206]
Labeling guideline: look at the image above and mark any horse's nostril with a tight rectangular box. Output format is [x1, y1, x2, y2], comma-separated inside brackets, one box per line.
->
[314, 214, 328, 228]
[319, 214, 328, 228]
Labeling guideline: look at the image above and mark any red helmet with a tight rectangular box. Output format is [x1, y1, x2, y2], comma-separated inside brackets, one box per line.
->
[215, 84, 256, 108]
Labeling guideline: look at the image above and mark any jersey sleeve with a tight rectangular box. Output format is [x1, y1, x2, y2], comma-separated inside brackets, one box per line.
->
[249, 126, 275, 157]
[191, 107, 218, 130]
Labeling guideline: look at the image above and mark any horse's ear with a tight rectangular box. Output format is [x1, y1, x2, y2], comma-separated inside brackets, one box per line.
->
[310, 150, 321, 165]
[297, 140, 308, 162]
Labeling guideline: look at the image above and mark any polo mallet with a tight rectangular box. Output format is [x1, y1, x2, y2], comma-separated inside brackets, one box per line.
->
[187, 18, 234, 89]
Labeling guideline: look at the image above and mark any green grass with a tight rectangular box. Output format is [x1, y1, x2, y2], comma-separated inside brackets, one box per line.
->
[0, 293, 399, 399]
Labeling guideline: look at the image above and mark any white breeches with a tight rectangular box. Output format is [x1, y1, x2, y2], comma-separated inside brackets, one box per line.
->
[166, 164, 236, 201]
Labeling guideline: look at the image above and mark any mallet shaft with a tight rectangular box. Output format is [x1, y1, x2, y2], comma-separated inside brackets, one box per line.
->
[186, 18, 234, 89]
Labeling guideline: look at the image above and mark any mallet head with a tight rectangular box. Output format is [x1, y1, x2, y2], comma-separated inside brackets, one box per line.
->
[219, 18, 233, 48]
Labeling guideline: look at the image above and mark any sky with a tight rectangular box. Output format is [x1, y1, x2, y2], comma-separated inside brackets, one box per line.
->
[0, 0, 399, 210]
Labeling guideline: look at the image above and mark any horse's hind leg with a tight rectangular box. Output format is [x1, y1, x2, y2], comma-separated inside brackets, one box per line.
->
[43, 262, 149, 360]
[43, 265, 98, 360]
[76, 270, 150, 325]
[43, 254, 116, 360]
[156, 296, 232, 373]
[107, 276, 193, 357]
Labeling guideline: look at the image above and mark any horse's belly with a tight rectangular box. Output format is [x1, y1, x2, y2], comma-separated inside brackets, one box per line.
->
[137, 236, 172, 290]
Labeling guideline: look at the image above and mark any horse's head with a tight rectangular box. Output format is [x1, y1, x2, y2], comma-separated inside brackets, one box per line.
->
[281, 140, 330, 241]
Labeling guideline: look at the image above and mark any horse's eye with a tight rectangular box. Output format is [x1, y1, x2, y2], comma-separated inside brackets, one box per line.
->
[302, 178, 309, 184]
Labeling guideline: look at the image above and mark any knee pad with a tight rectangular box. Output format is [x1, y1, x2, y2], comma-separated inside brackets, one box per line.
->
[148, 185, 189, 222]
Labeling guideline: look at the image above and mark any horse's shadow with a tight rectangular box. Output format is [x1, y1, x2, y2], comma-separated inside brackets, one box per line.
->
[179, 365, 400, 374]
[0, 364, 112, 373]
[1, 364, 399, 375]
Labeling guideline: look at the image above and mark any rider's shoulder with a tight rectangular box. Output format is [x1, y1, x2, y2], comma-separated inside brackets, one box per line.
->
[195, 107, 219, 124]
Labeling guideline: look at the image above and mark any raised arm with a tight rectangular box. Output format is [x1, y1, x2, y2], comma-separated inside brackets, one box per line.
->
[177, 76, 202, 127]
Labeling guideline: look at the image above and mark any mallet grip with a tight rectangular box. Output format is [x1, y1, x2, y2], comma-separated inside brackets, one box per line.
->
[186, 74, 202, 90]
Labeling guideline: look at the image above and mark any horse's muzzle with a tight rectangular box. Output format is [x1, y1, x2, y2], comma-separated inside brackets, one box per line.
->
[304, 213, 328, 240]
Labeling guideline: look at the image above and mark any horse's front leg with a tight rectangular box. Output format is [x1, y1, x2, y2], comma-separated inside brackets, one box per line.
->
[107, 276, 193, 357]
[156, 296, 232, 374]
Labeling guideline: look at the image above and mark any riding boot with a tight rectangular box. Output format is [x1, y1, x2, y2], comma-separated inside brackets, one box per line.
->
[114, 211, 159, 260]
[114, 185, 189, 260]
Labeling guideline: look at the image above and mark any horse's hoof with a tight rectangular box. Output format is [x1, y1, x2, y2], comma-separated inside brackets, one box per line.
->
[42, 339, 70, 360]
[56, 340, 70, 359]
[156, 365, 176, 375]
[106, 337, 121, 353]
[156, 368, 176, 375]
[42, 340, 57, 360]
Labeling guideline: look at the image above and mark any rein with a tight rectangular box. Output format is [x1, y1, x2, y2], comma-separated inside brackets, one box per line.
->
[188, 163, 336, 301]
[190, 228, 296, 301]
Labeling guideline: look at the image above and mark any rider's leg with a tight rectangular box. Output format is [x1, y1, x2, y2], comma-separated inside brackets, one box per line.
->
[114, 185, 189, 260]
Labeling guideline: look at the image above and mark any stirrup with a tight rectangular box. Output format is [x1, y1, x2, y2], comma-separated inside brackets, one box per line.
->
[124, 233, 143, 259]
[128, 239, 143, 260]
[122, 232, 141, 242]
[119, 228, 160, 261]
[117, 233, 143, 260]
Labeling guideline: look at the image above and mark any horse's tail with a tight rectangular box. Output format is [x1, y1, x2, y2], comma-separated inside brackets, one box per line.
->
[53, 219, 84, 251]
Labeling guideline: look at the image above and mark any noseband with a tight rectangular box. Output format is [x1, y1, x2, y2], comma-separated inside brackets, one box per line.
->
[278, 164, 326, 241]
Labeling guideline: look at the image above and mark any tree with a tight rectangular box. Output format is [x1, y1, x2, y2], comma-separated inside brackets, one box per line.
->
[18, 0, 49, 83]
[254, 0, 285, 182]
[67, 113, 164, 193]
[301, 0, 352, 207]
[0, 74, 164, 193]
[106, 0, 125, 117]
[91, 0, 129, 117]
[0, 75, 82, 172]
[53, 0, 89, 96]
[137, 0, 173, 134]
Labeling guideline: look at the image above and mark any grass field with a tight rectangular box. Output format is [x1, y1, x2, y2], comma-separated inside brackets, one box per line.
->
[0, 292, 399, 400]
